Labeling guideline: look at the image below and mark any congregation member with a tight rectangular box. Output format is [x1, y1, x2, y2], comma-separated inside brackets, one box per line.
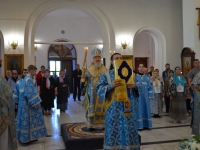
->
[82, 48, 107, 129]
[164, 70, 174, 113]
[8, 70, 21, 91]
[0, 58, 18, 150]
[36, 65, 45, 84]
[162, 63, 170, 82]
[187, 59, 200, 129]
[135, 63, 153, 130]
[96, 53, 140, 150]
[150, 70, 164, 118]
[155, 69, 159, 74]
[191, 72, 200, 135]
[38, 69, 57, 116]
[72, 64, 82, 101]
[144, 68, 150, 77]
[5, 69, 12, 81]
[162, 63, 171, 114]
[169, 66, 188, 123]
[21, 69, 28, 79]
[187, 59, 200, 90]
[184, 76, 192, 116]
[13, 65, 46, 143]
[56, 69, 69, 113]
[148, 66, 154, 76]
[8, 70, 21, 118]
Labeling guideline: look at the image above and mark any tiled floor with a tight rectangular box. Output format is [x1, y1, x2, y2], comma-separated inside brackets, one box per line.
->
[18, 95, 192, 150]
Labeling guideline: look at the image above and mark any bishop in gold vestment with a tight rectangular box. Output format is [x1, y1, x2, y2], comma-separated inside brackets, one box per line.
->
[82, 48, 107, 129]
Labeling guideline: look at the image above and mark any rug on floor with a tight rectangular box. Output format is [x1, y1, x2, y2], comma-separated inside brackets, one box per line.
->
[61, 122, 141, 150]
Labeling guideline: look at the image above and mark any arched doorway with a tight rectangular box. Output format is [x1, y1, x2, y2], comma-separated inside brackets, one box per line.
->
[48, 40, 77, 92]
[0, 31, 4, 74]
[24, 1, 115, 69]
[133, 31, 155, 72]
[133, 27, 166, 74]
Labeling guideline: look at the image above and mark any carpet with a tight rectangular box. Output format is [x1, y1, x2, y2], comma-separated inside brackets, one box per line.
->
[61, 122, 141, 150]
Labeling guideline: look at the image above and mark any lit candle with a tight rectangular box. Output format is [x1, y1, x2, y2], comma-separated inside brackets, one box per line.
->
[114, 51, 115, 53]
[84, 47, 88, 52]
[110, 51, 112, 55]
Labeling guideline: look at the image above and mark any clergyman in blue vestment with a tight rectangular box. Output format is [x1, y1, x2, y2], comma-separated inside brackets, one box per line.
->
[96, 53, 140, 150]
[135, 63, 153, 129]
[13, 65, 46, 143]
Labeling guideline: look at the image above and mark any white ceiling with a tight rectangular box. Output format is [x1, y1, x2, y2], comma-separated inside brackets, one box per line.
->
[45, 8, 90, 18]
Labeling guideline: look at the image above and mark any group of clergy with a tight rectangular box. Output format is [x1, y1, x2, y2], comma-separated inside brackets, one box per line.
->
[1, 48, 200, 150]
[82, 49, 200, 150]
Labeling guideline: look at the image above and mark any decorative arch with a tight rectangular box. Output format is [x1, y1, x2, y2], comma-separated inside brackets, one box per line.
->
[0, 31, 4, 74]
[24, 0, 115, 68]
[133, 27, 166, 73]
[48, 39, 77, 59]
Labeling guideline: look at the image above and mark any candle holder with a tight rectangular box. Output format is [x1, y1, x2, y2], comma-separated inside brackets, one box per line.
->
[81, 47, 88, 82]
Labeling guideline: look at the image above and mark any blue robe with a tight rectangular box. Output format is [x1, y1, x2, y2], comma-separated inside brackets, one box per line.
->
[0, 75, 18, 150]
[96, 70, 140, 150]
[83, 64, 107, 128]
[135, 74, 153, 129]
[13, 74, 46, 143]
[191, 73, 200, 135]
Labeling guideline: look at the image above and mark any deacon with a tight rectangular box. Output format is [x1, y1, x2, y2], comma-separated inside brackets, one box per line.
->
[0, 58, 18, 150]
[13, 65, 46, 143]
[82, 48, 107, 129]
[96, 53, 140, 150]
[135, 63, 153, 130]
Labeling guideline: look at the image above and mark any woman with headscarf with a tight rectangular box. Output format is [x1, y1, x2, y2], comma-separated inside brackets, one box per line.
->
[38, 69, 57, 116]
[168, 66, 188, 123]
[56, 69, 69, 113]
[150, 70, 164, 118]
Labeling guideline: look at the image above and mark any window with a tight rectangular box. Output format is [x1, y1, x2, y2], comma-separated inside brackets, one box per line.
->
[49, 61, 61, 78]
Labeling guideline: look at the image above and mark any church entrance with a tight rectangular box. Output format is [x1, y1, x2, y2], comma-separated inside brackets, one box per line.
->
[48, 40, 77, 92]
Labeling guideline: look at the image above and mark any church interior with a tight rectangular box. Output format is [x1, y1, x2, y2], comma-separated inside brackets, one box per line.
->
[1, 0, 200, 150]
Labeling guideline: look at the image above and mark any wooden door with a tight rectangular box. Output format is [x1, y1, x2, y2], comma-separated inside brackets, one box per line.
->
[134, 57, 148, 73]
[61, 60, 73, 92]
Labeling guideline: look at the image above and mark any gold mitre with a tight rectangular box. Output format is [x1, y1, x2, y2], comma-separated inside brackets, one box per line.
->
[113, 59, 134, 84]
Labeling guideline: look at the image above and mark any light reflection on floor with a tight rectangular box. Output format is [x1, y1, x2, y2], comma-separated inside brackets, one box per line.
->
[17, 95, 191, 150]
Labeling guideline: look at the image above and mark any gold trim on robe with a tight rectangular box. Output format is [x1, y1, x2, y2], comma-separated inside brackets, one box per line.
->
[85, 65, 107, 125]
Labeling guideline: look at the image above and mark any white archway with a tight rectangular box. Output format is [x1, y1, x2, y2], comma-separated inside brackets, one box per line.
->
[24, 0, 115, 68]
[133, 27, 166, 73]
[0, 31, 4, 74]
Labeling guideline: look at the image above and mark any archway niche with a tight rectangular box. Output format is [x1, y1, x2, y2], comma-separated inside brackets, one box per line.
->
[133, 27, 166, 74]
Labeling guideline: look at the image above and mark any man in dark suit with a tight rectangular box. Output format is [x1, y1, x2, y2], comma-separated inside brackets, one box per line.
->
[73, 64, 82, 101]
[162, 63, 170, 113]
[148, 66, 154, 76]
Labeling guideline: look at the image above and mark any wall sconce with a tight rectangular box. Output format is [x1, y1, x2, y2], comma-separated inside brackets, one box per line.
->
[34, 45, 38, 50]
[121, 41, 127, 49]
[9, 41, 18, 50]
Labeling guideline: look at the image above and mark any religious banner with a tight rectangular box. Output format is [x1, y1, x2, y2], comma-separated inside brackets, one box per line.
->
[114, 59, 134, 84]
[114, 79, 128, 102]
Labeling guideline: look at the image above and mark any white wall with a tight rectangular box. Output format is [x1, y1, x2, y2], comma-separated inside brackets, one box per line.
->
[35, 9, 103, 70]
[93, 0, 183, 69]
[0, 0, 183, 74]
[0, 20, 26, 54]
[182, 0, 200, 59]
[134, 31, 155, 69]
